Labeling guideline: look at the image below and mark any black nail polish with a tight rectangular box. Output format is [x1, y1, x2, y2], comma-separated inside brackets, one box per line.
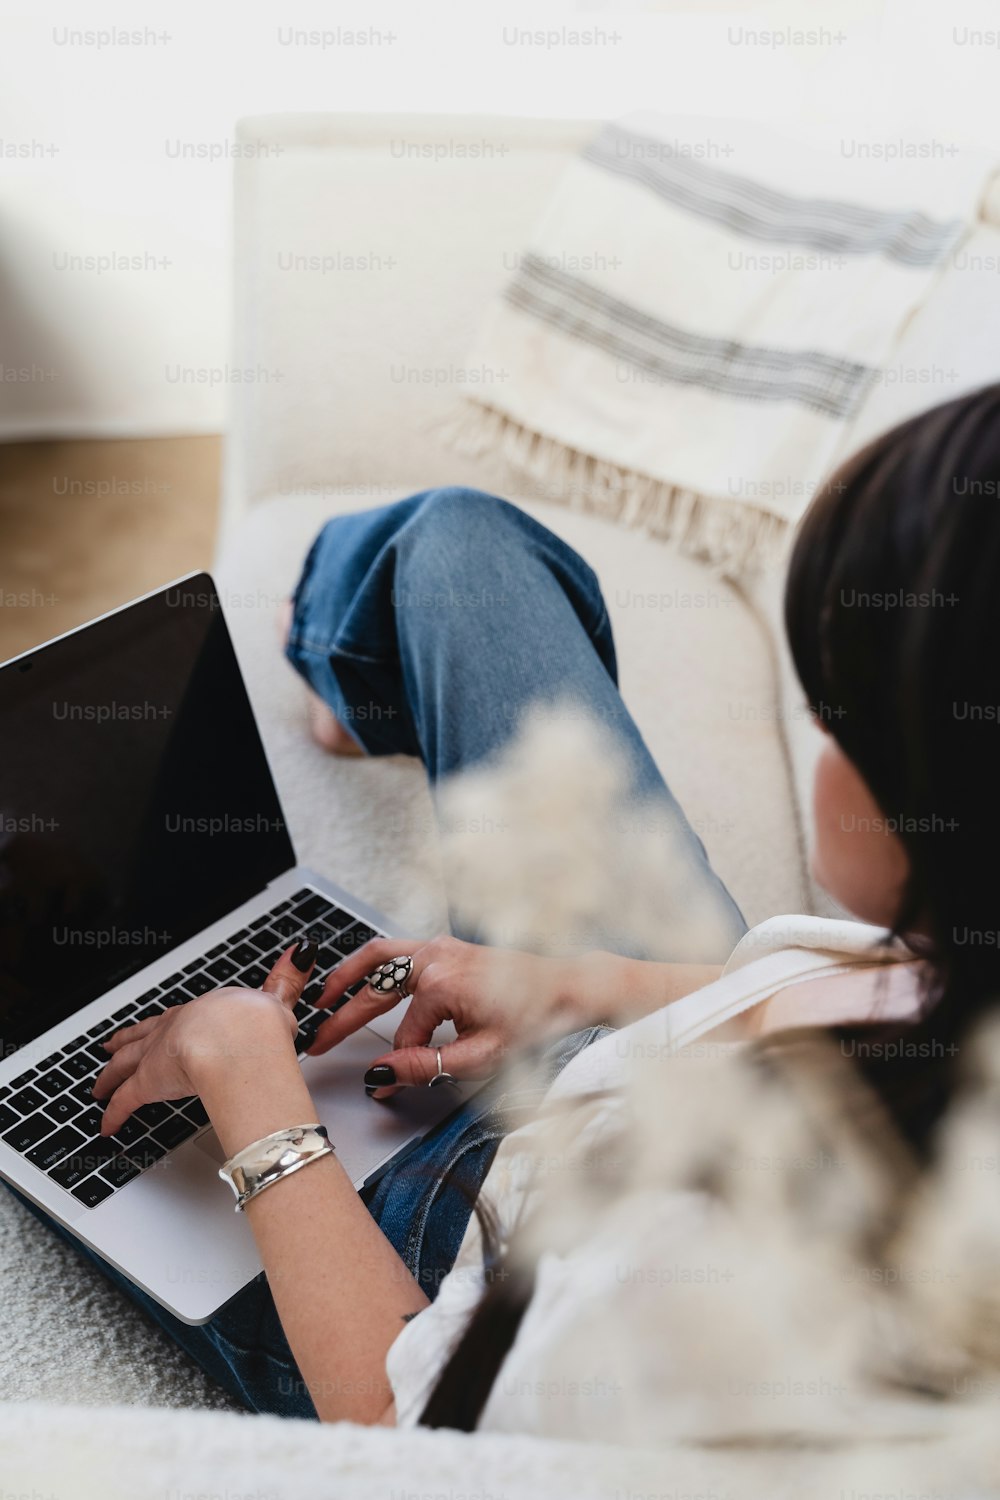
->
[364, 1064, 396, 1087]
[291, 937, 319, 972]
[365, 1085, 378, 1098]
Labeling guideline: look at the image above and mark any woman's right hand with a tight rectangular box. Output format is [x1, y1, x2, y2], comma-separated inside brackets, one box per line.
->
[307, 933, 592, 1093]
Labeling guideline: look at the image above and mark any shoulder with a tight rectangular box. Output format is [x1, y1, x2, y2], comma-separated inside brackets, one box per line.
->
[723, 913, 899, 974]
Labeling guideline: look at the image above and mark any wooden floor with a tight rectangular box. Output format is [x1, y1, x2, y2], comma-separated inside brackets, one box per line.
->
[0, 436, 221, 660]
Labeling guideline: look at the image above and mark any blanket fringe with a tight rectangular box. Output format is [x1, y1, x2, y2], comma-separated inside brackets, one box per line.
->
[433, 401, 792, 579]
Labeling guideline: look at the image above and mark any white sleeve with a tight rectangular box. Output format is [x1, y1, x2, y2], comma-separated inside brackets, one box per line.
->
[388, 1188, 722, 1441]
[386, 1226, 488, 1427]
[722, 913, 895, 975]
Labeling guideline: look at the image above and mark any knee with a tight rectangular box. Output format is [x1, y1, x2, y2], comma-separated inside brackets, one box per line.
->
[410, 486, 512, 531]
[396, 487, 520, 567]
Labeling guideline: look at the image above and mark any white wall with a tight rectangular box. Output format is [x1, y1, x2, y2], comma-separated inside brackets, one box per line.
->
[1, 0, 998, 439]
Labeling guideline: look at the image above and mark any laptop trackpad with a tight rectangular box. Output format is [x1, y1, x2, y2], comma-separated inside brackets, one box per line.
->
[196, 1128, 227, 1165]
[195, 1026, 475, 1187]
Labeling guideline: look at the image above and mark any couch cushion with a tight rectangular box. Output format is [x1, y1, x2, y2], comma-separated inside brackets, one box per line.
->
[216, 488, 811, 935]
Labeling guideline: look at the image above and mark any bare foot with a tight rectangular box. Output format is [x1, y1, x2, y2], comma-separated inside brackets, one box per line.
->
[278, 599, 364, 757]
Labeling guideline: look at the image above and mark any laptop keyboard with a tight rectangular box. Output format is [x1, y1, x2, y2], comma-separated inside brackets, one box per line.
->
[0, 887, 381, 1208]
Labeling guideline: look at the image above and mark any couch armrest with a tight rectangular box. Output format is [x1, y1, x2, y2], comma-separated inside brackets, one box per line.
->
[0, 1400, 668, 1500]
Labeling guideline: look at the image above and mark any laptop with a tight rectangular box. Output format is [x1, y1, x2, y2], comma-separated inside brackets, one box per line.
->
[0, 572, 476, 1323]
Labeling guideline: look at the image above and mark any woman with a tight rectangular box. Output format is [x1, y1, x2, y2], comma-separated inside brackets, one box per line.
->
[28, 385, 1000, 1432]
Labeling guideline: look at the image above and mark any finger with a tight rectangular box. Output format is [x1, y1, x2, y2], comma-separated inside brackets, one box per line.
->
[99, 1076, 146, 1138]
[315, 936, 421, 1012]
[391, 983, 451, 1052]
[102, 1015, 164, 1053]
[92, 1039, 145, 1101]
[307, 983, 413, 1057]
[366, 1034, 499, 1093]
[261, 937, 319, 1010]
[307, 942, 429, 1057]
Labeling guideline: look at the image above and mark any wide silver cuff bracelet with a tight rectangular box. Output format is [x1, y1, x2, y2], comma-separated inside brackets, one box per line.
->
[219, 1124, 334, 1212]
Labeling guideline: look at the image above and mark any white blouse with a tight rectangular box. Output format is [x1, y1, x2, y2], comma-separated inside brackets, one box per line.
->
[386, 915, 937, 1442]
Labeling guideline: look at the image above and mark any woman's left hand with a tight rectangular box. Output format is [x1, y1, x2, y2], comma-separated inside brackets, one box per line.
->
[92, 941, 315, 1137]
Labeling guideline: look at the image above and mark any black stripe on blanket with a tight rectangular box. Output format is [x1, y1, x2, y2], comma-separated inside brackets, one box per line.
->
[584, 124, 964, 269]
[503, 254, 877, 418]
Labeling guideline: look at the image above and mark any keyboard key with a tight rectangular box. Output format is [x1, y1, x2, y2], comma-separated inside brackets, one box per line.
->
[26, 1123, 87, 1172]
[206, 956, 239, 984]
[85, 1021, 111, 1039]
[227, 944, 260, 970]
[0, 1104, 18, 1133]
[127, 1138, 168, 1170]
[74, 1106, 105, 1138]
[9, 1085, 46, 1116]
[72, 1079, 99, 1105]
[112, 1004, 135, 1021]
[71, 1176, 115, 1208]
[133, 1100, 172, 1129]
[160, 989, 187, 1007]
[43, 1095, 83, 1126]
[38, 1050, 64, 1070]
[10, 1067, 38, 1089]
[335, 922, 376, 955]
[151, 1114, 197, 1150]
[66, 1135, 118, 1173]
[3, 1113, 57, 1153]
[113, 1117, 147, 1147]
[60, 1052, 97, 1081]
[86, 1039, 111, 1062]
[34, 1068, 73, 1099]
[247, 913, 273, 931]
[49, 1153, 98, 1190]
[206, 942, 226, 959]
[133, 1004, 162, 1023]
[236, 965, 268, 990]
[180, 1098, 209, 1128]
[183, 973, 216, 997]
[292, 892, 335, 924]
[247, 925, 281, 954]
[99, 1154, 141, 1189]
[323, 905, 358, 935]
[230, 926, 252, 943]
[271, 898, 296, 915]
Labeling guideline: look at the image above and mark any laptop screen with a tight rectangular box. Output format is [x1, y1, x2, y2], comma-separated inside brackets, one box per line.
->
[0, 575, 295, 1052]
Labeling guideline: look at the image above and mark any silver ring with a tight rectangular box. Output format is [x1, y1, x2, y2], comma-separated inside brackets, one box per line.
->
[428, 1046, 459, 1089]
[366, 955, 414, 996]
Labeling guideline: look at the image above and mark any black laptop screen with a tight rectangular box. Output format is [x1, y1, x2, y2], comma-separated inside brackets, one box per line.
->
[0, 575, 295, 1052]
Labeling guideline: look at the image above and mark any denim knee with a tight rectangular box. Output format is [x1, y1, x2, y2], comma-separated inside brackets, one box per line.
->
[393, 487, 607, 615]
[395, 487, 522, 556]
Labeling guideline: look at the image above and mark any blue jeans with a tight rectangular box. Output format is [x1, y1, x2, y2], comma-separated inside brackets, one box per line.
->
[13, 488, 745, 1418]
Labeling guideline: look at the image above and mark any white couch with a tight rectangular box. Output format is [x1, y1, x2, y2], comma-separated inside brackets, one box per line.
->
[4, 111, 1000, 1492]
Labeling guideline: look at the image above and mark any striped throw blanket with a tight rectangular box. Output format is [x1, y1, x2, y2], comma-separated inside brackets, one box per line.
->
[442, 114, 991, 573]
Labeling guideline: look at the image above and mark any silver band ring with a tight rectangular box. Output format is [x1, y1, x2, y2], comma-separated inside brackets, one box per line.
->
[428, 1046, 459, 1089]
[366, 955, 414, 996]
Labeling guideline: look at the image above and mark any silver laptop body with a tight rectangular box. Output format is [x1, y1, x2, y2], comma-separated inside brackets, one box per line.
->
[0, 574, 475, 1322]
